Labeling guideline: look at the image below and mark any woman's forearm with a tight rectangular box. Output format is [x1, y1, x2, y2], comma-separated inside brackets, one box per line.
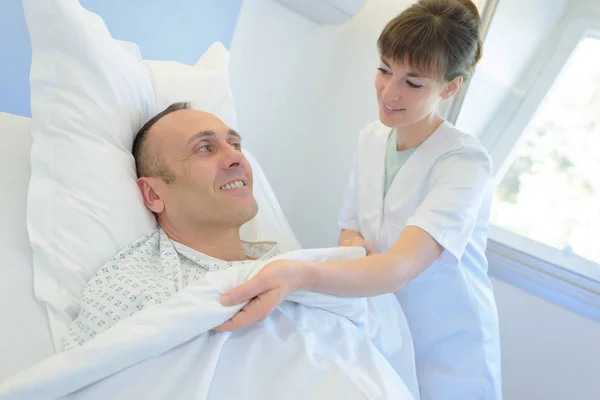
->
[303, 252, 413, 297]
[305, 226, 443, 298]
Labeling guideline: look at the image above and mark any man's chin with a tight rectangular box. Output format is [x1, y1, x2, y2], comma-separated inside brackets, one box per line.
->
[245, 202, 259, 222]
[232, 201, 259, 226]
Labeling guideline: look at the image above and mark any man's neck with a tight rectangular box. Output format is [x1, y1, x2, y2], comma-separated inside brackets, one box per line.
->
[159, 220, 247, 262]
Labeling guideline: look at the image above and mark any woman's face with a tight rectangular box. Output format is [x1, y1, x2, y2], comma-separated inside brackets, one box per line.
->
[375, 57, 461, 128]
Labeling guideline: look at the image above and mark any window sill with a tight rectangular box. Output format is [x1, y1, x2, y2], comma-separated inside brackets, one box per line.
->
[487, 238, 600, 322]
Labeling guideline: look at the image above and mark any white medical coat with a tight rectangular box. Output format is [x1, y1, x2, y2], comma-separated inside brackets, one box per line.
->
[339, 120, 502, 400]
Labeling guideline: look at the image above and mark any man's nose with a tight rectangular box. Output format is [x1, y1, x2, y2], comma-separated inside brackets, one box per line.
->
[221, 143, 243, 169]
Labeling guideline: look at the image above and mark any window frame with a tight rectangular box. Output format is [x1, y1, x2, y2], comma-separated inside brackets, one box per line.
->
[486, 17, 600, 182]
[480, 5, 600, 318]
[487, 235, 600, 322]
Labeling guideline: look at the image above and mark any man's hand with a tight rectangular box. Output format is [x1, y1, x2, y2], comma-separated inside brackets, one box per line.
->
[341, 236, 377, 256]
[214, 259, 309, 332]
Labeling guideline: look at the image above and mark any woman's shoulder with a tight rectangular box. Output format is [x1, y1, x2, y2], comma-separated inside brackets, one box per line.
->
[434, 121, 491, 162]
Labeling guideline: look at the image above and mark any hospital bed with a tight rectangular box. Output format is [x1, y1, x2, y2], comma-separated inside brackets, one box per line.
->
[0, 110, 418, 399]
[0, 112, 54, 380]
[0, 1, 418, 397]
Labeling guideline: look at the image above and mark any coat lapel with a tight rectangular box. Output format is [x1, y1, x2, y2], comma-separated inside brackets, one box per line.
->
[357, 122, 390, 246]
[384, 121, 450, 212]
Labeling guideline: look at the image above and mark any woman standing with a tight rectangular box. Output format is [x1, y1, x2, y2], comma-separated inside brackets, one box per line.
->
[219, 1, 501, 398]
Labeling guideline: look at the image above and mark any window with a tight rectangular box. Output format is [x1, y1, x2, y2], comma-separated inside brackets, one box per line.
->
[491, 36, 600, 281]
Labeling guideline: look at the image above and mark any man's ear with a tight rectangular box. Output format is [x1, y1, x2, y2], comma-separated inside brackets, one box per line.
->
[137, 177, 165, 214]
[441, 76, 464, 100]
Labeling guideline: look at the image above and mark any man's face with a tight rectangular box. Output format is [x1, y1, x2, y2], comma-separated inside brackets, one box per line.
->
[140, 109, 257, 231]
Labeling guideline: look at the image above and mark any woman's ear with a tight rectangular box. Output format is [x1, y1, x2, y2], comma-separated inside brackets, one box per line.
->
[441, 76, 464, 100]
[137, 177, 165, 214]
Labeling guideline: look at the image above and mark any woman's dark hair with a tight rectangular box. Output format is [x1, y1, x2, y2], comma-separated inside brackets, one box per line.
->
[377, 0, 483, 81]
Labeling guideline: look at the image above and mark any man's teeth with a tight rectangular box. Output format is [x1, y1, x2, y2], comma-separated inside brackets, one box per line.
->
[385, 104, 403, 111]
[220, 181, 246, 190]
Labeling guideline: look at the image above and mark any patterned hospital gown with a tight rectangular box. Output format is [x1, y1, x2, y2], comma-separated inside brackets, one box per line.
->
[62, 228, 279, 350]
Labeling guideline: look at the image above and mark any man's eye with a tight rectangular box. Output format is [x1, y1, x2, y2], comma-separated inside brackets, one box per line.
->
[232, 143, 242, 151]
[198, 145, 213, 152]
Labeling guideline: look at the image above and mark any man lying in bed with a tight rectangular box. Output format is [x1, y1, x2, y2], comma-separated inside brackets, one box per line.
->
[42, 102, 419, 399]
[63, 102, 281, 348]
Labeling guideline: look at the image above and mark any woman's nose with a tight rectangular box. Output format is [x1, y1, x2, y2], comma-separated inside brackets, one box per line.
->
[382, 82, 401, 102]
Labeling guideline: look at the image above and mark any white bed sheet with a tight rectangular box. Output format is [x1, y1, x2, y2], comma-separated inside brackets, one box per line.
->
[0, 248, 417, 399]
[0, 113, 54, 380]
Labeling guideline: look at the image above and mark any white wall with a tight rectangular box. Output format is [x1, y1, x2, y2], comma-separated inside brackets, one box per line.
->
[229, 0, 342, 244]
[492, 278, 600, 399]
[289, 0, 414, 249]
[230, 1, 600, 399]
[230, 0, 411, 249]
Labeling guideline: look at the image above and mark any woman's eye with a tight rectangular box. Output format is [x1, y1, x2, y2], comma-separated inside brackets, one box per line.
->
[377, 67, 391, 75]
[407, 80, 423, 89]
[198, 145, 212, 153]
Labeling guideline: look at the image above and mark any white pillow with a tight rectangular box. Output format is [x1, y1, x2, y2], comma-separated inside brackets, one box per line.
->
[24, 0, 299, 349]
[144, 47, 238, 130]
[117, 39, 237, 129]
[25, 0, 157, 349]
[241, 151, 301, 253]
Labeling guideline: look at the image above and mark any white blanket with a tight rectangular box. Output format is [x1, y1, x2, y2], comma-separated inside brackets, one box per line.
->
[0, 248, 418, 399]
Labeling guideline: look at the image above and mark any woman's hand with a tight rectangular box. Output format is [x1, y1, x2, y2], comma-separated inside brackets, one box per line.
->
[341, 236, 377, 256]
[214, 259, 311, 332]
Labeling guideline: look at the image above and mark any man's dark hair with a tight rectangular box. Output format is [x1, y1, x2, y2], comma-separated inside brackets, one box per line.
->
[132, 101, 191, 183]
